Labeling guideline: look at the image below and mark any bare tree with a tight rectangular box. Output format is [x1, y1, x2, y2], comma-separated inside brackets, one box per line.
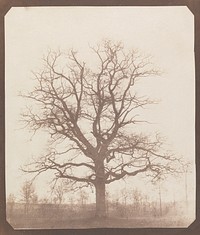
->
[53, 180, 65, 205]
[132, 188, 143, 212]
[7, 193, 16, 205]
[7, 193, 16, 217]
[183, 162, 191, 212]
[78, 189, 88, 210]
[21, 40, 183, 218]
[20, 180, 36, 214]
[31, 193, 38, 204]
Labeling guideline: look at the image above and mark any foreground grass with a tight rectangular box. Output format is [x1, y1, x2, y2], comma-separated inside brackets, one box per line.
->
[8, 215, 191, 229]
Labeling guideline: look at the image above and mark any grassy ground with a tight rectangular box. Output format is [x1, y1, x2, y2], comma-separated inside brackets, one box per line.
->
[8, 215, 191, 229]
[7, 202, 194, 229]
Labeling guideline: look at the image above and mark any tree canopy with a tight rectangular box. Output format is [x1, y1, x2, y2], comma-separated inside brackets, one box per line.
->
[21, 40, 184, 217]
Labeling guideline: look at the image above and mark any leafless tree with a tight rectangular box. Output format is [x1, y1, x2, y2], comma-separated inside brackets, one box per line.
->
[183, 162, 191, 212]
[105, 190, 111, 215]
[53, 180, 65, 205]
[78, 189, 88, 210]
[31, 193, 38, 204]
[7, 193, 16, 217]
[20, 180, 36, 214]
[132, 188, 143, 212]
[7, 193, 16, 204]
[21, 40, 184, 218]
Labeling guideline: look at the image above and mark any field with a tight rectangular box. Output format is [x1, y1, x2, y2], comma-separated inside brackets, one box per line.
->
[6, 202, 193, 229]
[8, 216, 191, 229]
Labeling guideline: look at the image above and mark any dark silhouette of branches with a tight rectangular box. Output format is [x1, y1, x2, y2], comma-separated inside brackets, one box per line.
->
[20, 40, 184, 217]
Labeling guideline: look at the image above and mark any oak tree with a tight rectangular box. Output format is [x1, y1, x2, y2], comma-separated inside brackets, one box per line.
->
[21, 40, 182, 218]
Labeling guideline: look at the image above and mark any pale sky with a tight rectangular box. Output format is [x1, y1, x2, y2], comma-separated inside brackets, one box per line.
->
[5, 6, 195, 211]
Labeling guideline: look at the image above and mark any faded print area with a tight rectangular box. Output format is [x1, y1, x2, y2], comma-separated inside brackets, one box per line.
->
[5, 7, 195, 229]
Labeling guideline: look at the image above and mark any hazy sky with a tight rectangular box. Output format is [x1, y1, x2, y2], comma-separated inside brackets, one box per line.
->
[5, 6, 195, 208]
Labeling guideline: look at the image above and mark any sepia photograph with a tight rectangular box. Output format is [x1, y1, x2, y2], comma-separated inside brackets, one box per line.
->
[5, 6, 195, 229]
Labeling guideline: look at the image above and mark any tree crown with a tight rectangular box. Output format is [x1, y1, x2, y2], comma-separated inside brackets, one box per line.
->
[21, 40, 183, 187]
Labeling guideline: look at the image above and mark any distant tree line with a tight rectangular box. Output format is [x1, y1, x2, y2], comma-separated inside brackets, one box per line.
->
[7, 180, 187, 221]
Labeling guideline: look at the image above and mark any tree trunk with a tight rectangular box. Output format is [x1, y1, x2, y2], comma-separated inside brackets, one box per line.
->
[95, 178, 106, 218]
[94, 160, 106, 218]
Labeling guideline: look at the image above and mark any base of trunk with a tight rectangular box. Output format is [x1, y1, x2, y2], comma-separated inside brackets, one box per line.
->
[95, 178, 106, 219]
